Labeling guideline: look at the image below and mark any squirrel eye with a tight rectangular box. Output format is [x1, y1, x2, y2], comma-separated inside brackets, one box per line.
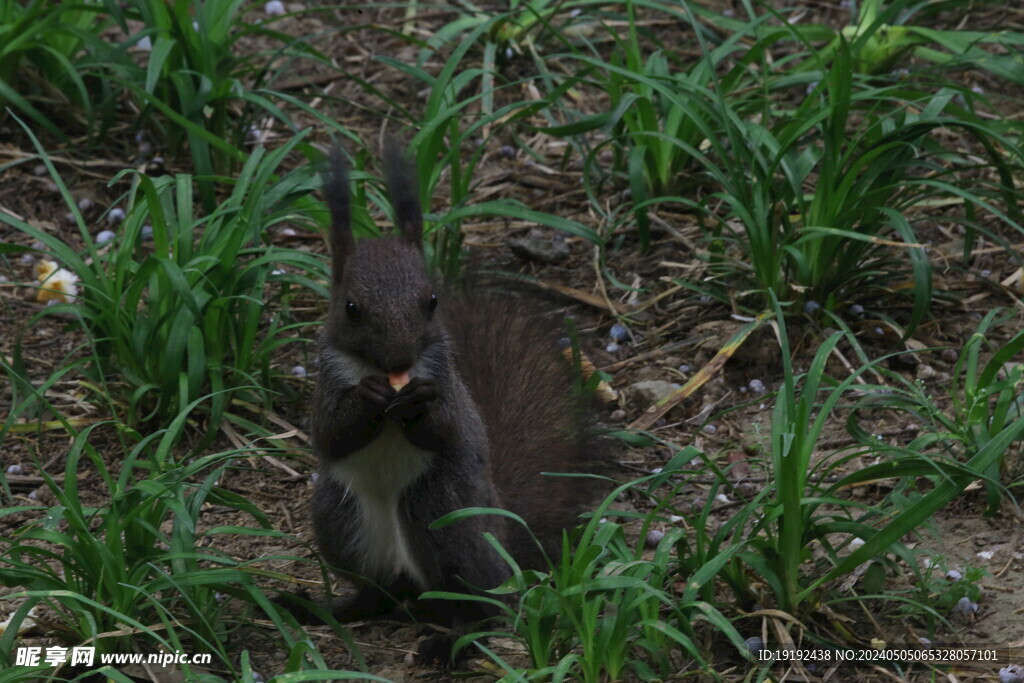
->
[345, 300, 361, 322]
[427, 293, 438, 313]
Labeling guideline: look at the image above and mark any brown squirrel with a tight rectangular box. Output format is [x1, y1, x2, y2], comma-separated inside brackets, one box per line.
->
[308, 145, 606, 658]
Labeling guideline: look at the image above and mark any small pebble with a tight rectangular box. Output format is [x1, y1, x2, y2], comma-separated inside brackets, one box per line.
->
[650, 467, 663, 475]
[714, 493, 730, 504]
[137, 35, 152, 51]
[669, 515, 683, 523]
[874, 327, 884, 336]
[96, 230, 116, 244]
[499, 145, 515, 159]
[977, 550, 995, 560]
[805, 80, 819, 95]
[605, 342, 620, 354]
[141, 225, 153, 240]
[919, 637, 932, 646]
[28, 490, 37, 500]
[849, 303, 864, 315]
[270, 269, 285, 276]
[7, 464, 23, 475]
[215, 592, 225, 602]
[77, 198, 94, 212]
[32, 164, 46, 176]
[954, 596, 979, 614]
[946, 569, 963, 581]
[999, 664, 1024, 683]
[310, 472, 319, 483]
[702, 424, 717, 435]
[971, 85, 985, 95]
[677, 364, 690, 374]
[940, 348, 958, 363]
[645, 530, 664, 547]
[848, 537, 865, 549]
[20, 253, 35, 265]
[108, 207, 126, 223]
[134, 130, 146, 144]
[291, 365, 307, 377]
[609, 409, 626, 421]
[803, 300, 820, 313]
[64, 212, 76, 225]
[138, 140, 153, 156]
[748, 378, 766, 395]
[279, 227, 297, 237]
[980, 269, 991, 278]
[504, 47, 514, 60]
[745, 636, 764, 655]
[609, 322, 629, 343]
[252, 673, 264, 683]
[248, 125, 262, 141]
[264, 0, 285, 15]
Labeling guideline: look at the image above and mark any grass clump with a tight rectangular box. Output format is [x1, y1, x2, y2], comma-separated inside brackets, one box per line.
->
[542, 4, 1022, 332]
[848, 308, 1024, 515]
[361, 17, 602, 279]
[0, 394, 366, 680]
[2, 126, 327, 438]
[426, 472, 745, 681]
[0, 0, 112, 140]
[94, 0, 330, 196]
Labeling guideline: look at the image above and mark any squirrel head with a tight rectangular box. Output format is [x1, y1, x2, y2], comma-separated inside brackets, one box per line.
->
[322, 146, 442, 375]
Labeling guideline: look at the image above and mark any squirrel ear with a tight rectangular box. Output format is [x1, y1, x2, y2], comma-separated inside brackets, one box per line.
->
[324, 147, 354, 284]
[382, 143, 423, 249]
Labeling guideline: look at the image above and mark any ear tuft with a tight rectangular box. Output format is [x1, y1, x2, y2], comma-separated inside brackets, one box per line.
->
[324, 147, 354, 283]
[382, 143, 423, 248]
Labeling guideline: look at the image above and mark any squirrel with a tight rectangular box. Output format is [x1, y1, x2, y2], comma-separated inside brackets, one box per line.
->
[307, 145, 606, 659]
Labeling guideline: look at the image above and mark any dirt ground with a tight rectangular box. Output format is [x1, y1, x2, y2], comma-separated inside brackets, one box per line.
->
[2, 1, 1024, 681]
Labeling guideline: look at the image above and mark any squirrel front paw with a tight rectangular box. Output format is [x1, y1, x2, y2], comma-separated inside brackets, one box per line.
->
[387, 377, 436, 421]
[358, 375, 396, 413]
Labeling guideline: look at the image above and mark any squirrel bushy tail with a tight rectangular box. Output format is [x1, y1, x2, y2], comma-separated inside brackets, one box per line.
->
[442, 293, 608, 568]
